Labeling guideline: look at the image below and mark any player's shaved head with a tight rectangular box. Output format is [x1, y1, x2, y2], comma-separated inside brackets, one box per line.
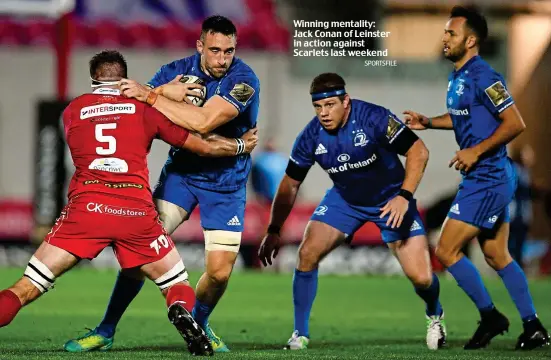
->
[450, 5, 488, 47]
[89, 50, 128, 81]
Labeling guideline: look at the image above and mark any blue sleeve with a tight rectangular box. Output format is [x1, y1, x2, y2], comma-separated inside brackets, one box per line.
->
[289, 122, 316, 169]
[146, 62, 177, 88]
[218, 72, 259, 113]
[475, 72, 515, 116]
[369, 106, 408, 147]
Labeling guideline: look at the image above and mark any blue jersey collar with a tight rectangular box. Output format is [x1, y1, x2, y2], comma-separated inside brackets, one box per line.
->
[454, 55, 480, 75]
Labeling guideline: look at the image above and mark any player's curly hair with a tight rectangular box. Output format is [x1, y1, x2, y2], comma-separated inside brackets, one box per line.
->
[201, 15, 237, 40]
[450, 5, 488, 46]
[89, 50, 128, 80]
[310, 73, 346, 101]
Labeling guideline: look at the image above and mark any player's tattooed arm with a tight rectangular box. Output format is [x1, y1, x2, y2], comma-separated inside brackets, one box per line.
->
[403, 111, 453, 130]
[182, 128, 258, 157]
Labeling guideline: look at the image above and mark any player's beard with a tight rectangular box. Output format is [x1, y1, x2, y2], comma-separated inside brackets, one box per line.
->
[444, 40, 468, 63]
[206, 64, 228, 79]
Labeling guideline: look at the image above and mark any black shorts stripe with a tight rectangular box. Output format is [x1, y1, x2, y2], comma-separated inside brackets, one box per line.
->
[24, 274, 47, 292]
[156, 268, 187, 287]
[28, 262, 54, 283]
[212, 242, 239, 247]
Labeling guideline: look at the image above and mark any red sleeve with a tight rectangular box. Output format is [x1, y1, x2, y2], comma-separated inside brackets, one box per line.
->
[143, 105, 190, 148]
[62, 104, 72, 140]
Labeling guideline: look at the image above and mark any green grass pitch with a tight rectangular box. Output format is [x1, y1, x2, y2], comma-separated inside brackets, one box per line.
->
[0, 267, 549, 359]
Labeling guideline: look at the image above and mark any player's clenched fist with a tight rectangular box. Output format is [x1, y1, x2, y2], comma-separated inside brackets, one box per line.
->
[119, 78, 150, 102]
[241, 127, 259, 153]
[403, 110, 429, 130]
[258, 232, 281, 266]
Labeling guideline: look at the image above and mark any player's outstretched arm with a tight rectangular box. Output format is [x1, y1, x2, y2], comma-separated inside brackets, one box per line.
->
[404, 110, 453, 130]
[258, 173, 305, 266]
[182, 128, 258, 157]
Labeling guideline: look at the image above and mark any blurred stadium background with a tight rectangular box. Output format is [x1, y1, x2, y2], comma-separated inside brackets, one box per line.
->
[0, 1, 550, 357]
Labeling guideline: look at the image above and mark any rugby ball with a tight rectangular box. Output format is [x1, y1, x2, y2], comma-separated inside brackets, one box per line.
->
[180, 75, 206, 107]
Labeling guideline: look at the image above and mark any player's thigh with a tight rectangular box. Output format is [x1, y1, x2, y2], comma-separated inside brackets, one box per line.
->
[299, 220, 348, 264]
[139, 247, 188, 289]
[436, 217, 480, 263]
[44, 194, 113, 262]
[110, 198, 177, 269]
[33, 241, 80, 277]
[375, 199, 426, 244]
[478, 220, 513, 270]
[387, 235, 432, 285]
[154, 198, 190, 235]
[153, 169, 198, 234]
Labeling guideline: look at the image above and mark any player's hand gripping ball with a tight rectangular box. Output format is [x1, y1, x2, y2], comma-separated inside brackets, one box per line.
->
[179, 75, 207, 107]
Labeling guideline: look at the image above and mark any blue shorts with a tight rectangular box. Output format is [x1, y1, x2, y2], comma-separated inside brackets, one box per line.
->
[448, 179, 516, 230]
[153, 168, 246, 232]
[310, 188, 426, 243]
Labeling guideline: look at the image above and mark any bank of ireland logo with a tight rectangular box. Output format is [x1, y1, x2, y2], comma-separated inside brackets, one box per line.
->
[448, 97, 453, 105]
[314, 205, 328, 216]
[456, 79, 465, 96]
[337, 153, 350, 162]
[353, 129, 369, 147]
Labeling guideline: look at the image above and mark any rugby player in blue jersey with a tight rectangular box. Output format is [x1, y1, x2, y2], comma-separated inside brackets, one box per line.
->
[258, 72, 447, 350]
[64, 15, 259, 353]
[403, 6, 549, 351]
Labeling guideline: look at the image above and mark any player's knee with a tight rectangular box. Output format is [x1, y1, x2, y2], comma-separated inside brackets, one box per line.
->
[483, 252, 513, 271]
[206, 266, 232, 285]
[23, 256, 56, 297]
[434, 245, 455, 267]
[297, 245, 321, 271]
[409, 272, 432, 289]
[154, 260, 190, 291]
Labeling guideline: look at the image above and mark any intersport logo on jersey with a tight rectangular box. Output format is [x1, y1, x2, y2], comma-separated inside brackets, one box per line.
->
[86, 203, 146, 217]
[80, 103, 136, 119]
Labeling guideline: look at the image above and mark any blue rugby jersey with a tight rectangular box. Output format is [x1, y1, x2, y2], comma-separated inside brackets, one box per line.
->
[446, 55, 515, 183]
[290, 99, 408, 207]
[147, 52, 260, 191]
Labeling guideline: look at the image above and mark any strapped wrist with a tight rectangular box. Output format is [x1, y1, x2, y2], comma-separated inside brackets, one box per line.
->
[146, 91, 158, 106]
[267, 224, 281, 235]
[398, 189, 413, 201]
[235, 138, 246, 155]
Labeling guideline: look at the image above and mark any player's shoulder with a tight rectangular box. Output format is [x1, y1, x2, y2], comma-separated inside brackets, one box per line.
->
[227, 57, 259, 82]
[352, 99, 389, 122]
[468, 57, 504, 84]
[159, 54, 195, 75]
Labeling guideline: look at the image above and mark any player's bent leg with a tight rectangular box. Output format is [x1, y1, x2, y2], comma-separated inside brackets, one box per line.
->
[437, 218, 508, 349]
[0, 242, 78, 328]
[154, 198, 190, 235]
[193, 230, 240, 353]
[140, 247, 213, 356]
[286, 221, 347, 350]
[388, 235, 446, 350]
[478, 222, 550, 350]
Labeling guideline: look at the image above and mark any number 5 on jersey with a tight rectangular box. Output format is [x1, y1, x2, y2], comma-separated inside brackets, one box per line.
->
[95, 123, 117, 155]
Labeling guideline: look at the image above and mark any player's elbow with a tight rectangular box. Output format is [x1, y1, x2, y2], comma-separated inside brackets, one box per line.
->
[407, 139, 429, 162]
